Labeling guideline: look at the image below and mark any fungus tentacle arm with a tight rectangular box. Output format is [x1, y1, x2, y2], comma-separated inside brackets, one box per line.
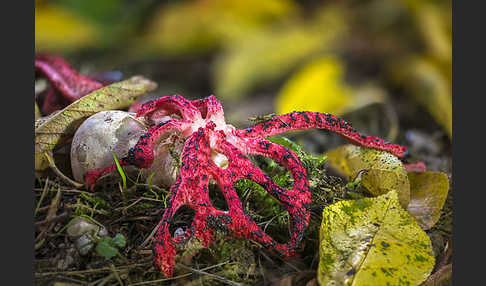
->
[40, 88, 68, 115]
[136, 94, 201, 122]
[153, 128, 309, 276]
[153, 128, 221, 277]
[84, 119, 189, 190]
[239, 111, 406, 158]
[191, 95, 225, 123]
[35, 54, 103, 102]
[230, 137, 311, 251]
[213, 134, 310, 253]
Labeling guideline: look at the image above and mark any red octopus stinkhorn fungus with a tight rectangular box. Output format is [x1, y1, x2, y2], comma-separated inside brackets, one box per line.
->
[35, 54, 120, 115]
[84, 94, 407, 277]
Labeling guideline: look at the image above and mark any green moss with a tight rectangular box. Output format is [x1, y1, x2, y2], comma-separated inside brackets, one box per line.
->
[319, 252, 335, 272]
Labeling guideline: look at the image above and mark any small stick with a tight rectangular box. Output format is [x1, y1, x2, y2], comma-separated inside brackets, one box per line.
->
[35, 262, 151, 277]
[34, 178, 49, 216]
[35, 211, 68, 228]
[110, 264, 125, 286]
[45, 152, 84, 188]
[178, 264, 245, 286]
[125, 261, 231, 286]
[35, 186, 62, 249]
[140, 220, 164, 248]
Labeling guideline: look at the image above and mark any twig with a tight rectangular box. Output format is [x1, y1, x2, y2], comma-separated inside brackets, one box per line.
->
[45, 151, 84, 188]
[140, 220, 164, 248]
[126, 261, 231, 286]
[65, 203, 110, 215]
[35, 178, 50, 216]
[258, 249, 301, 272]
[110, 264, 125, 286]
[60, 189, 94, 195]
[35, 262, 152, 277]
[119, 182, 126, 201]
[118, 197, 161, 215]
[178, 264, 245, 286]
[88, 272, 115, 286]
[136, 183, 166, 193]
[35, 211, 69, 228]
[35, 186, 62, 249]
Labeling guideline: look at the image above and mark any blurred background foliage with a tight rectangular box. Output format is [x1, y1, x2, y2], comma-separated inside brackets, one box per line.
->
[35, 0, 451, 138]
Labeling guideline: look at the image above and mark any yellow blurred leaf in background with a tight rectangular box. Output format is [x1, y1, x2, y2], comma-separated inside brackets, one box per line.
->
[213, 5, 348, 100]
[141, 0, 297, 56]
[389, 0, 451, 139]
[276, 57, 353, 115]
[276, 56, 387, 122]
[391, 57, 452, 138]
[35, 3, 97, 52]
[402, 0, 451, 64]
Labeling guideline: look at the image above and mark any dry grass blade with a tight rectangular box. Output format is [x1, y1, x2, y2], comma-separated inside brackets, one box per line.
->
[35, 186, 62, 249]
[44, 152, 84, 188]
[125, 261, 232, 286]
[140, 219, 164, 248]
[35, 211, 68, 229]
[35, 102, 42, 120]
[110, 264, 125, 286]
[35, 178, 50, 216]
[36, 262, 152, 277]
[178, 264, 246, 286]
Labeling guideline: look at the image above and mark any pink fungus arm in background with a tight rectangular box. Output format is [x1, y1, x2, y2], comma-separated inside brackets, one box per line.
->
[35, 54, 120, 115]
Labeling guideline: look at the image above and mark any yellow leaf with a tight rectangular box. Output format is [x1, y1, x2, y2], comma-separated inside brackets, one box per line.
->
[277, 57, 352, 114]
[407, 171, 450, 230]
[392, 57, 452, 138]
[213, 5, 348, 99]
[35, 102, 42, 121]
[35, 3, 97, 52]
[276, 57, 386, 116]
[388, 1, 451, 139]
[318, 190, 435, 286]
[141, 0, 297, 56]
[402, 0, 451, 64]
[35, 76, 157, 171]
[326, 144, 410, 208]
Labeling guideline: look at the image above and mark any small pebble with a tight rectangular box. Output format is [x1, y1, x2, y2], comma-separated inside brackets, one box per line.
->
[75, 234, 95, 256]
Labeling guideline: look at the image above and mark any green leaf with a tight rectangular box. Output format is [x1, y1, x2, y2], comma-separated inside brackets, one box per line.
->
[326, 144, 410, 208]
[407, 171, 450, 230]
[95, 237, 118, 259]
[318, 190, 435, 286]
[34, 76, 157, 171]
[112, 153, 127, 190]
[268, 136, 304, 154]
[111, 233, 127, 248]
